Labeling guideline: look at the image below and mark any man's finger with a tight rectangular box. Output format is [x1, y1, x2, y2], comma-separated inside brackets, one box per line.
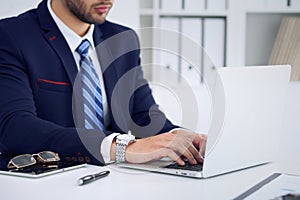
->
[198, 135, 207, 158]
[187, 145, 202, 163]
[161, 148, 185, 166]
[174, 143, 197, 165]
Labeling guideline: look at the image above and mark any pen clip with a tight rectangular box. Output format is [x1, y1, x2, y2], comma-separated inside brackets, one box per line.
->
[78, 170, 110, 186]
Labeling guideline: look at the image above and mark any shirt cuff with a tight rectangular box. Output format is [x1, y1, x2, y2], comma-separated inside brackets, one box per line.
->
[100, 133, 120, 163]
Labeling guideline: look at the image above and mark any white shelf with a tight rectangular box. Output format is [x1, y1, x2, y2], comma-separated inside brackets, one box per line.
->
[246, 9, 300, 14]
[140, 10, 228, 17]
[158, 11, 228, 17]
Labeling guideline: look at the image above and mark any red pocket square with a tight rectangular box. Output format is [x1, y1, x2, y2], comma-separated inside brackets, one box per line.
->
[37, 79, 70, 86]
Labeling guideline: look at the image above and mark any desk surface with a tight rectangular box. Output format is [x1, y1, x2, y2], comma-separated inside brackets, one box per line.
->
[2, 146, 300, 200]
[0, 162, 286, 200]
[1, 142, 300, 200]
[1, 83, 300, 200]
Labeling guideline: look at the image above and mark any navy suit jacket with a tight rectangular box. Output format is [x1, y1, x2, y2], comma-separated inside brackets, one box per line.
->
[0, 0, 176, 169]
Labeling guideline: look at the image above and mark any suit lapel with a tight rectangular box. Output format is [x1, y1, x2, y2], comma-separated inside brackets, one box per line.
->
[93, 24, 120, 104]
[93, 24, 120, 90]
[37, 0, 78, 86]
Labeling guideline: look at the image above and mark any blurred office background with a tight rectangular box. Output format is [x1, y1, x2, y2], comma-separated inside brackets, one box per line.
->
[1, 0, 300, 133]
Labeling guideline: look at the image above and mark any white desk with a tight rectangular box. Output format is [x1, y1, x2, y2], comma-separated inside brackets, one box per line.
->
[1, 84, 300, 200]
[0, 162, 286, 200]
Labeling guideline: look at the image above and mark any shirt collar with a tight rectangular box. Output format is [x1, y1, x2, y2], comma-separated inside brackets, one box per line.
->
[47, 0, 95, 52]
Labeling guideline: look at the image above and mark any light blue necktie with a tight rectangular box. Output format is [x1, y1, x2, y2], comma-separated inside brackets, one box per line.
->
[76, 39, 104, 130]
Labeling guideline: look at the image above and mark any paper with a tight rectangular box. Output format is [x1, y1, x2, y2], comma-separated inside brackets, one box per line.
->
[246, 174, 300, 200]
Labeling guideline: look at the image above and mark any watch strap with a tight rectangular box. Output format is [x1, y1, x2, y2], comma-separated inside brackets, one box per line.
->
[116, 135, 135, 163]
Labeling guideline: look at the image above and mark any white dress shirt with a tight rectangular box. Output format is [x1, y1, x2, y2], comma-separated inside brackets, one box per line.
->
[47, 0, 119, 163]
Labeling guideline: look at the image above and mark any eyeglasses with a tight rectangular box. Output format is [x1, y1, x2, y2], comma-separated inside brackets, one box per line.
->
[7, 151, 60, 170]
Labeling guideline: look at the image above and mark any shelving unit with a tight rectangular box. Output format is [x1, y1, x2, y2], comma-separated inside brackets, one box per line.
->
[138, 0, 230, 132]
[138, 0, 300, 132]
[139, 0, 229, 81]
[139, 0, 300, 75]
[234, 0, 300, 67]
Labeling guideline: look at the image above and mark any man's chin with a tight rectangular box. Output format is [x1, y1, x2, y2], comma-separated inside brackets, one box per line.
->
[94, 19, 106, 25]
[91, 15, 109, 24]
[83, 17, 107, 25]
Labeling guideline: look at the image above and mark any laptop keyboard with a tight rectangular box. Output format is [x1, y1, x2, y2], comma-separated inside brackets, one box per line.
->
[162, 161, 203, 171]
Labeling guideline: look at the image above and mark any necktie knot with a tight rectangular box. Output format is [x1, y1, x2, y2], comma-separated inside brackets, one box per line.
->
[76, 39, 90, 57]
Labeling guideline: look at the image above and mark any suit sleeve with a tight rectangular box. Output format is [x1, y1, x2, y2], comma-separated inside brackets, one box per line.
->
[0, 24, 106, 169]
[121, 30, 179, 137]
[101, 26, 178, 138]
[129, 58, 179, 138]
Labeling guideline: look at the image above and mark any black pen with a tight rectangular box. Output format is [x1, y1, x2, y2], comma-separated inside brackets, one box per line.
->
[78, 170, 110, 186]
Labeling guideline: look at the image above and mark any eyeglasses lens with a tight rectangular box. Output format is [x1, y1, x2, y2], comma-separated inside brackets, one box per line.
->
[38, 152, 59, 162]
[12, 155, 36, 168]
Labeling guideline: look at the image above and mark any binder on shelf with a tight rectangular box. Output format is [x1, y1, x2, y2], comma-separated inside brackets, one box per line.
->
[292, 0, 300, 8]
[181, 18, 202, 85]
[140, 0, 153, 9]
[177, 17, 212, 133]
[269, 17, 300, 81]
[207, 0, 227, 11]
[246, 0, 299, 10]
[245, 0, 268, 10]
[203, 18, 226, 68]
[156, 17, 180, 83]
[184, 0, 205, 12]
[160, 0, 183, 12]
[266, 0, 288, 9]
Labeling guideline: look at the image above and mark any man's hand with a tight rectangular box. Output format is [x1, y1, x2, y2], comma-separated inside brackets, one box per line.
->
[112, 130, 207, 166]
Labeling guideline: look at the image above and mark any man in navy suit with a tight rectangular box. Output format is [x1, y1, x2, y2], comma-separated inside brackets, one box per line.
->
[0, 0, 206, 170]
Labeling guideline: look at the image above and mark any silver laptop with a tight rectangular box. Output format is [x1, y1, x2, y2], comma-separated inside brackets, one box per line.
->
[118, 65, 291, 178]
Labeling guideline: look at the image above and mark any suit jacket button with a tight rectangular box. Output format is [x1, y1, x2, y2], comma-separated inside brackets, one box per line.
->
[85, 157, 91, 163]
[78, 156, 84, 162]
[72, 157, 78, 162]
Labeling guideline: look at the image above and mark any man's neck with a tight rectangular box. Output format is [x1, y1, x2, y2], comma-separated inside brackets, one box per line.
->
[51, 0, 90, 37]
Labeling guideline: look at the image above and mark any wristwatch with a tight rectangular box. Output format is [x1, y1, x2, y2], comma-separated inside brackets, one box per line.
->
[116, 134, 136, 163]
